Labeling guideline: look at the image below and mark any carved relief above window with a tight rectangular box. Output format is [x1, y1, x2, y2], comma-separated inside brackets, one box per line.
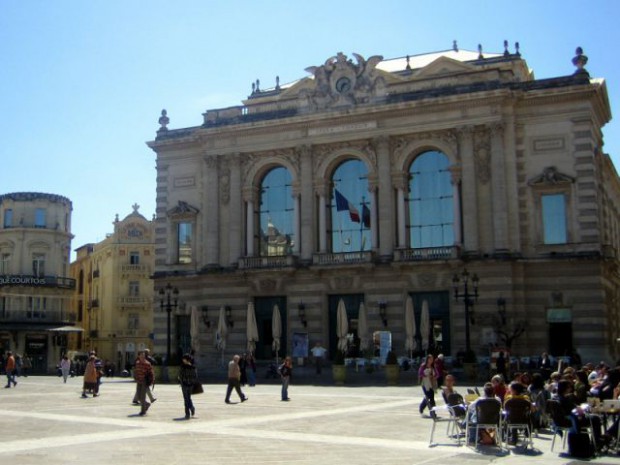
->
[528, 166, 575, 186]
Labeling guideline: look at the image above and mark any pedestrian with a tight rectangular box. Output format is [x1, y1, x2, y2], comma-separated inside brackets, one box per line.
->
[418, 354, 439, 417]
[4, 351, 16, 388]
[310, 342, 327, 374]
[246, 353, 257, 387]
[22, 354, 31, 377]
[239, 352, 248, 386]
[178, 353, 197, 419]
[81, 354, 98, 397]
[225, 354, 248, 404]
[132, 350, 156, 405]
[60, 355, 71, 383]
[14, 354, 22, 377]
[133, 350, 155, 416]
[279, 356, 293, 401]
[496, 351, 507, 379]
[435, 354, 446, 387]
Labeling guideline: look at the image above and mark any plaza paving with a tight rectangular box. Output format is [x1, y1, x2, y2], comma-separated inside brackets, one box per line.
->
[0, 375, 618, 465]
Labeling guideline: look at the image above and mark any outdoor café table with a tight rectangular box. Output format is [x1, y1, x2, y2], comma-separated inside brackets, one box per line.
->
[591, 405, 620, 452]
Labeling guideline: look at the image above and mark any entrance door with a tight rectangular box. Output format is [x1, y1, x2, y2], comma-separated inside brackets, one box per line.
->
[328, 294, 364, 359]
[548, 323, 572, 357]
[254, 296, 287, 360]
[411, 291, 450, 356]
[25, 334, 48, 374]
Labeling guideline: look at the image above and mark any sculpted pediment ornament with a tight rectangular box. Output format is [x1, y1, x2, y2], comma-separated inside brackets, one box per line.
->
[528, 167, 575, 186]
[299, 52, 387, 111]
[167, 201, 200, 218]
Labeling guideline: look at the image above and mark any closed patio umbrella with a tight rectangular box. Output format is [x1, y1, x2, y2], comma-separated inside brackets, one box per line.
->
[190, 305, 201, 353]
[357, 302, 369, 353]
[405, 296, 417, 357]
[246, 301, 259, 354]
[216, 306, 228, 365]
[272, 304, 282, 364]
[421, 299, 430, 352]
[337, 299, 349, 353]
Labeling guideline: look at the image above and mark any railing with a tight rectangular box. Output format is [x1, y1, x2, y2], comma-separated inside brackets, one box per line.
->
[120, 264, 151, 274]
[0, 308, 77, 323]
[394, 246, 458, 261]
[312, 251, 373, 266]
[239, 255, 297, 269]
[118, 296, 150, 306]
[118, 329, 150, 337]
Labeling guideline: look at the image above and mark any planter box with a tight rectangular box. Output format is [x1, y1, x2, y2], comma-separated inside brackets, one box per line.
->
[332, 365, 346, 385]
[385, 365, 400, 385]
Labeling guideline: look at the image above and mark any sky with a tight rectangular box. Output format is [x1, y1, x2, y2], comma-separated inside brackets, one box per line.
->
[2, 1, 619, 260]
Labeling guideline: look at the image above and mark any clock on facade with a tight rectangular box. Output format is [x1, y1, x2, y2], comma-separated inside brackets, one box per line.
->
[335, 77, 352, 94]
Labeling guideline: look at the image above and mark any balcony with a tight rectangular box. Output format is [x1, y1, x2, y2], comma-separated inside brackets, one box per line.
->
[394, 246, 459, 262]
[312, 251, 374, 266]
[118, 329, 150, 337]
[118, 296, 150, 310]
[0, 308, 77, 324]
[120, 264, 151, 275]
[239, 255, 298, 269]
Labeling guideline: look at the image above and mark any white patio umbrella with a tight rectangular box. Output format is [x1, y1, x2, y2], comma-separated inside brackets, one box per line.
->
[404, 296, 417, 357]
[420, 299, 430, 352]
[272, 304, 282, 364]
[357, 302, 369, 353]
[190, 305, 201, 353]
[246, 301, 259, 354]
[337, 299, 349, 353]
[216, 306, 228, 365]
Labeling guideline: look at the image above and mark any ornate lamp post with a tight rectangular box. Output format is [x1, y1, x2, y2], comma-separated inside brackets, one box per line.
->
[452, 268, 479, 354]
[159, 283, 179, 364]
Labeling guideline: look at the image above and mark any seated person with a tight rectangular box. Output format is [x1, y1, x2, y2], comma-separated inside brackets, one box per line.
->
[554, 379, 607, 451]
[441, 374, 458, 404]
[504, 381, 531, 404]
[466, 382, 500, 444]
[491, 374, 507, 403]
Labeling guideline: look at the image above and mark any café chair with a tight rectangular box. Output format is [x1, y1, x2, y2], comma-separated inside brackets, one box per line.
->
[466, 398, 503, 449]
[503, 398, 534, 449]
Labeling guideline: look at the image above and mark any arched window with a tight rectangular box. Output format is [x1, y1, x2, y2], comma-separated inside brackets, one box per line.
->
[331, 159, 370, 252]
[259, 167, 294, 256]
[408, 151, 454, 248]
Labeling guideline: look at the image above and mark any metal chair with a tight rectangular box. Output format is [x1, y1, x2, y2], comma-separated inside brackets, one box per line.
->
[503, 398, 534, 449]
[429, 393, 467, 446]
[466, 398, 503, 449]
[546, 399, 573, 452]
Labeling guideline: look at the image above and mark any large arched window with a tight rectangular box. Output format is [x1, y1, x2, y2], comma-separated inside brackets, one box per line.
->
[259, 167, 294, 256]
[408, 151, 454, 248]
[330, 159, 370, 253]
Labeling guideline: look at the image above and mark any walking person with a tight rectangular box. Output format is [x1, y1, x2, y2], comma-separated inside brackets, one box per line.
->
[132, 350, 156, 405]
[4, 351, 16, 388]
[246, 353, 257, 387]
[22, 354, 31, 377]
[310, 342, 327, 375]
[224, 354, 248, 404]
[81, 354, 98, 397]
[60, 355, 71, 383]
[418, 354, 439, 417]
[178, 353, 197, 419]
[279, 356, 293, 401]
[134, 350, 155, 416]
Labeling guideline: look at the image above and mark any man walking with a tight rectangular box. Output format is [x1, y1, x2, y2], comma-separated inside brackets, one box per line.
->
[225, 354, 248, 404]
[4, 351, 16, 388]
[132, 349, 156, 405]
[310, 342, 327, 374]
[134, 351, 155, 416]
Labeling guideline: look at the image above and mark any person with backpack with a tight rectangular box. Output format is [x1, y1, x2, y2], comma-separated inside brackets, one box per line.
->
[134, 350, 155, 416]
[279, 356, 293, 401]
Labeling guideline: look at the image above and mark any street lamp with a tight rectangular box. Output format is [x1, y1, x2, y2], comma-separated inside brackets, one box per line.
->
[159, 283, 179, 364]
[452, 268, 479, 354]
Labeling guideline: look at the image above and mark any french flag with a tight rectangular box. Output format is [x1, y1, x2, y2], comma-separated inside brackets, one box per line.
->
[334, 189, 360, 223]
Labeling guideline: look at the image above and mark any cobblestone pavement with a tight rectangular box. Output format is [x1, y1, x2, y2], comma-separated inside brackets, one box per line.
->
[0, 376, 618, 464]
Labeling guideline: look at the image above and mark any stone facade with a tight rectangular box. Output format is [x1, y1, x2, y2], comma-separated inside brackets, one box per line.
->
[70, 205, 155, 371]
[0, 192, 76, 373]
[147, 46, 619, 371]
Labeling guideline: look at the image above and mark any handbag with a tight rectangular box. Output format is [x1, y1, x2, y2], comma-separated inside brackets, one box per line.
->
[191, 380, 204, 395]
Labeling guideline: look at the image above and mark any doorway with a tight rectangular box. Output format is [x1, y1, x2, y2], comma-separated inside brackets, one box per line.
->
[254, 296, 287, 360]
[548, 322, 572, 357]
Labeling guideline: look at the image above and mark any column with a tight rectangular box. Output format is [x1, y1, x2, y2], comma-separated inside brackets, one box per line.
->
[244, 192, 255, 257]
[375, 137, 394, 258]
[449, 165, 462, 246]
[293, 190, 301, 255]
[228, 154, 242, 265]
[298, 145, 314, 261]
[204, 155, 220, 266]
[490, 124, 508, 251]
[458, 127, 479, 253]
[315, 183, 328, 253]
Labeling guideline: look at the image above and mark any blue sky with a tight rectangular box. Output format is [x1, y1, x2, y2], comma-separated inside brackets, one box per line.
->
[1, 1, 619, 259]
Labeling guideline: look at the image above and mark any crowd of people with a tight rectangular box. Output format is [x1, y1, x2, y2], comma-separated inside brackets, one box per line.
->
[418, 351, 620, 456]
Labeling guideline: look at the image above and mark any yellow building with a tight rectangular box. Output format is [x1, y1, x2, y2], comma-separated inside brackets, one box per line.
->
[70, 204, 155, 372]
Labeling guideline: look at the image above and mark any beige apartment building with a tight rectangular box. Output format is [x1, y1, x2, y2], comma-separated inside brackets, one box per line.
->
[0, 192, 77, 374]
[147, 44, 620, 371]
[70, 205, 155, 372]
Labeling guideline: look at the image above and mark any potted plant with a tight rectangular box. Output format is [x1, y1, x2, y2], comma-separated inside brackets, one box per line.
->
[385, 350, 400, 385]
[332, 350, 346, 385]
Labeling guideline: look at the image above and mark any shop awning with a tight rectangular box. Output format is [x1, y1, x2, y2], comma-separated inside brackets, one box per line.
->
[49, 326, 84, 333]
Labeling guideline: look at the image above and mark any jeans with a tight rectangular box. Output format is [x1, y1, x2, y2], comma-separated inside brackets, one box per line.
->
[281, 376, 290, 400]
[420, 385, 436, 412]
[225, 378, 245, 401]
